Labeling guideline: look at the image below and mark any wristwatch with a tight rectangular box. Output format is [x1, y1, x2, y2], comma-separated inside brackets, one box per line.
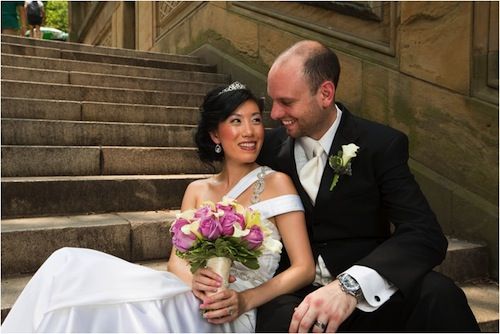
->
[337, 273, 363, 302]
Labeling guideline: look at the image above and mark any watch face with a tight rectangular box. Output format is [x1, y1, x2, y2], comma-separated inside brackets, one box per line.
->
[341, 274, 360, 291]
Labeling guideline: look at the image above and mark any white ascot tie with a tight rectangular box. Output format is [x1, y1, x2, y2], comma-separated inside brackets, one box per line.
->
[299, 140, 326, 204]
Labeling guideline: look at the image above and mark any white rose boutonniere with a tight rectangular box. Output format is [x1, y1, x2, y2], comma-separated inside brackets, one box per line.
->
[328, 143, 360, 190]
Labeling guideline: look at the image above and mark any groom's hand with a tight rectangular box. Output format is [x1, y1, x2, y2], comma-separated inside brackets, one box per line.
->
[289, 280, 357, 333]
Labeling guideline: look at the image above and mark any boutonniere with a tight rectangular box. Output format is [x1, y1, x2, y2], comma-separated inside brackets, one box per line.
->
[328, 143, 360, 190]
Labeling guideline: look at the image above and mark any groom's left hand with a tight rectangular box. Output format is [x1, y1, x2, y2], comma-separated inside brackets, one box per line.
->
[289, 280, 357, 333]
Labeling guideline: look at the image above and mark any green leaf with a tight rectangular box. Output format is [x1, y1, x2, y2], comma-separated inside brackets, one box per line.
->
[176, 236, 261, 273]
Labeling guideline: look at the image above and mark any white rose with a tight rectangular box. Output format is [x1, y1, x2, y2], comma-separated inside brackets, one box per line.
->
[341, 143, 360, 166]
[262, 238, 283, 254]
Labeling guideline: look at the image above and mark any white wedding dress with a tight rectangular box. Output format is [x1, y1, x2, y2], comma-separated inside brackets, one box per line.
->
[2, 166, 304, 333]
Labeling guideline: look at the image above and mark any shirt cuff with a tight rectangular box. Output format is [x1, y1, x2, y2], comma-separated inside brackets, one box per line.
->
[344, 265, 398, 312]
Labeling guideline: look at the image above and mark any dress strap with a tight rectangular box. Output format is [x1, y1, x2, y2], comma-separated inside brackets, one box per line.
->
[249, 194, 304, 220]
[225, 166, 274, 200]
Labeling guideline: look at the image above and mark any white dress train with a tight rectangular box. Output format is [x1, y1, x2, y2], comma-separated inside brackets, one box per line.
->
[2, 166, 304, 333]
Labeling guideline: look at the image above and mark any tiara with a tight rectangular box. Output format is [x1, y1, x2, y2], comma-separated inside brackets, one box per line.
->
[218, 81, 246, 95]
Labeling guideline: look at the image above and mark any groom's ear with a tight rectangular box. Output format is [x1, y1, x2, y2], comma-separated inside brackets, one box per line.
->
[319, 81, 335, 108]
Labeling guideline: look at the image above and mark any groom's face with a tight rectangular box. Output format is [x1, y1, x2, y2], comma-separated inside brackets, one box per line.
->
[268, 60, 326, 140]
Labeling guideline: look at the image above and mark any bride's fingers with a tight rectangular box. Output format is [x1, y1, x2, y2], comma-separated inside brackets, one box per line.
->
[203, 304, 238, 323]
[196, 268, 223, 281]
[192, 279, 220, 293]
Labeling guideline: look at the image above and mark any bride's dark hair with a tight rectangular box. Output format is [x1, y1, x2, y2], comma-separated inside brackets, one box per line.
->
[195, 84, 263, 164]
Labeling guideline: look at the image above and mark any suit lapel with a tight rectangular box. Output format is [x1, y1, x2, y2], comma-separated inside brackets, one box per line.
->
[316, 104, 360, 206]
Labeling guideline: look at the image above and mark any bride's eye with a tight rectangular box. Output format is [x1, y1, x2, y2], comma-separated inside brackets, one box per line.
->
[252, 116, 262, 124]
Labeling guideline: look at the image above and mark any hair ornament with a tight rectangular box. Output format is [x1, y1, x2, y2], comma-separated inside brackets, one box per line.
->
[218, 81, 246, 95]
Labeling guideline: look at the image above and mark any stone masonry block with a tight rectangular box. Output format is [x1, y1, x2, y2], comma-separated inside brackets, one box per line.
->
[400, 2, 472, 94]
[1, 214, 131, 276]
[118, 211, 177, 261]
[1, 97, 81, 121]
[259, 25, 300, 68]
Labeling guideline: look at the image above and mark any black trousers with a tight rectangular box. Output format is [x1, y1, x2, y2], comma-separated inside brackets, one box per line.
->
[256, 271, 480, 332]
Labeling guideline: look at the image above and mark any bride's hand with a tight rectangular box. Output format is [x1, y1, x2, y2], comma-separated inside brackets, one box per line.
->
[200, 288, 244, 324]
[192, 268, 235, 302]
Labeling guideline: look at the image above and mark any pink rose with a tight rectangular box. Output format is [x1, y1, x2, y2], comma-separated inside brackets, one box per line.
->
[199, 216, 222, 240]
[194, 205, 212, 219]
[170, 218, 196, 252]
[243, 225, 264, 250]
[220, 211, 245, 236]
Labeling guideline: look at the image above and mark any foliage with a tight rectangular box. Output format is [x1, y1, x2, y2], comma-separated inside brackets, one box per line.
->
[176, 237, 261, 273]
[44, 1, 68, 32]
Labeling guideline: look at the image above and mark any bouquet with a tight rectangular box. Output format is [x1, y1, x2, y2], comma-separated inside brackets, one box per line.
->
[170, 197, 281, 292]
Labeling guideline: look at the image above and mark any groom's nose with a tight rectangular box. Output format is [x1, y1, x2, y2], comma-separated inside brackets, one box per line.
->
[270, 102, 284, 120]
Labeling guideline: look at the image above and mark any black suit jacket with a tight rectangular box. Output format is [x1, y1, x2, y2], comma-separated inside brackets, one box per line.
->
[258, 103, 447, 297]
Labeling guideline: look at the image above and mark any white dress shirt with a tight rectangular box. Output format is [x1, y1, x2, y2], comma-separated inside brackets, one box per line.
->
[295, 105, 397, 312]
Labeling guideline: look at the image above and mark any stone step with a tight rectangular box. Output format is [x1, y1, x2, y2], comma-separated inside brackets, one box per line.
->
[435, 237, 490, 283]
[1, 97, 276, 128]
[1, 42, 216, 73]
[1, 34, 204, 64]
[1, 66, 222, 94]
[2, 80, 205, 106]
[1, 211, 177, 277]
[2, 54, 229, 83]
[1, 145, 217, 177]
[1, 98, 199, 124]
[460, 281, 500, 332]
[1, 174, 211, 218]
[0, 205, 488, 283]
[1, 118, 196, 146]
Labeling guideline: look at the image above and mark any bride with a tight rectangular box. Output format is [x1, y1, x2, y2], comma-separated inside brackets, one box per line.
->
[2, 82, 315, 333]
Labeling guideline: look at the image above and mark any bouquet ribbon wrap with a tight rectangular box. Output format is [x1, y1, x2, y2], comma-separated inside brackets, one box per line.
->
[206, 257, 232, 295]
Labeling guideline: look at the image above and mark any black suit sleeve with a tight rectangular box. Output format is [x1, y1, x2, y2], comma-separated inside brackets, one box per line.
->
[356, 131, 447, 296]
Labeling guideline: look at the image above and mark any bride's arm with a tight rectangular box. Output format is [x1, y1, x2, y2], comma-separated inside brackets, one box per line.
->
[201, 172, 315, 322]
[167, 181, 201, 286]
[238, 173, 315, 312]
[240, 211, 314, 310]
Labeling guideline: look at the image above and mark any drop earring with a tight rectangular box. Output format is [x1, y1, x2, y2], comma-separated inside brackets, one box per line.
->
[214, 144, 222, 154]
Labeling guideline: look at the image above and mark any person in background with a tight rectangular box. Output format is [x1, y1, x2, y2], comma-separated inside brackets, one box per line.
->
[1, 1, 27, 36]
[24, 0, 44, 39]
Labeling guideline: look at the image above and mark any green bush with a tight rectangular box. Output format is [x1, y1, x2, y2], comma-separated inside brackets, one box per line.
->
[44, 1, 68, 32]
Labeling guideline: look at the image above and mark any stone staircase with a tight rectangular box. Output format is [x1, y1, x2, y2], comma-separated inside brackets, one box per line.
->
[1, 35, 498, 331]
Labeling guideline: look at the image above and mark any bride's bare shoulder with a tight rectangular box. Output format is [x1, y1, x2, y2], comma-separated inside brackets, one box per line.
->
[182, 177, 213, 208]
[264, 171, 298, 197]
[185, 177, 212, 195]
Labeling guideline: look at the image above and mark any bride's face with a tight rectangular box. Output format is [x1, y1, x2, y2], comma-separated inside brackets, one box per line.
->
[211, 100, 264, 164]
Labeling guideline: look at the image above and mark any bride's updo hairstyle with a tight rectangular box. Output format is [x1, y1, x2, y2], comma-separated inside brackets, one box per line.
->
[195, 82, 263, 164]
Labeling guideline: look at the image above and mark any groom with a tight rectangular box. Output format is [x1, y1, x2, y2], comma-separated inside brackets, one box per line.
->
[256, 40, 479, 332]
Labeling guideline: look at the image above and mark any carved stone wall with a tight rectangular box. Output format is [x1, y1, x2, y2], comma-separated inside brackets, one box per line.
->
[472, 2, 498, 104]
[69, 1, 499, 277]
[155, 1, 184, 39]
